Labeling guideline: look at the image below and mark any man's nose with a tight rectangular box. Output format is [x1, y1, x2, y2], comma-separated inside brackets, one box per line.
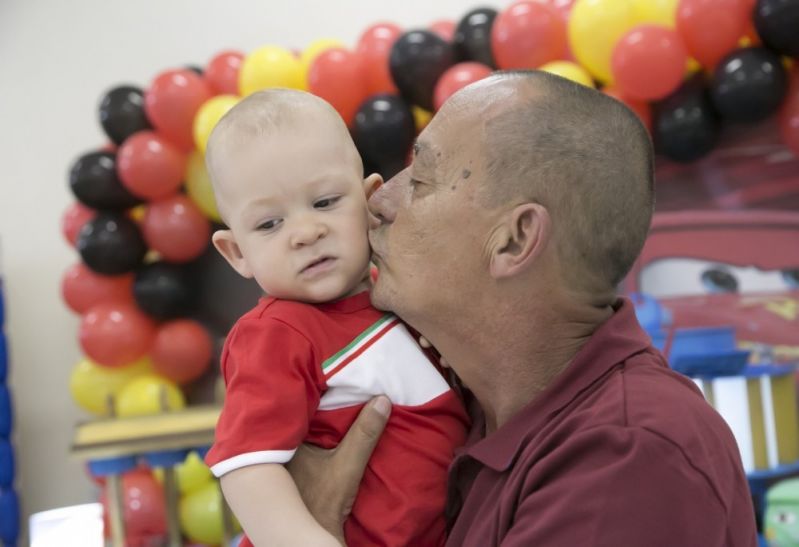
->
[290, 218, 328, 248]
[368, 168, 409, 227]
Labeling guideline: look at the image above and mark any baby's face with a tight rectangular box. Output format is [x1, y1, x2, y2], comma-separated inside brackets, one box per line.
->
[214, 127, 372, 303]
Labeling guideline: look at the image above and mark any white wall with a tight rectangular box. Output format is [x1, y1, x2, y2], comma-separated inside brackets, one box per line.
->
[0, 0, 480, 533]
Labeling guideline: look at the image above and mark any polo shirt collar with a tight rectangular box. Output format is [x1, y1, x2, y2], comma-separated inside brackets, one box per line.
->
[464, 297, 652, 472]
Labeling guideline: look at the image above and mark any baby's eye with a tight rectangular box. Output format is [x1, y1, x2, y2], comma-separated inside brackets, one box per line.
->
[314, 196, 342, 209]
[257, 218, 282, 231]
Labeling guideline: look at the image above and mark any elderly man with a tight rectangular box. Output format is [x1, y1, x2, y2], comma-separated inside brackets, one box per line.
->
[289, 71, 757, 546]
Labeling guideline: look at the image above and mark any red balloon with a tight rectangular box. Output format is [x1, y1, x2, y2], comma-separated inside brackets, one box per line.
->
[433, 62, 494, 111]
[538, 0, 576, 21]
[779, 68, 799, 155]
[61, 263, 133, 314]
[151, 320, 213, 384]
[61, 202, 96, 247]
[308, 48, 369, 127]
[141, 195, 211, 263]
[79, 302, 156, 367]
[429, 19, 456, 41]
[611, 25, 689, 101]
[117, 131, 187, 201]
[492, 1, 568, 70]
[602, 86, 653, 131]
[676, 0, 749, 68]
[101, 469, 167, 545]
[205, 50, 244, 96]
[144, 69, 212, 151]
[356, 23, 402, 95]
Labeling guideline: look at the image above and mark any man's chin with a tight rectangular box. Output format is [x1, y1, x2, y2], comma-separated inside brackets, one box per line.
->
[368, 281, 394, 312]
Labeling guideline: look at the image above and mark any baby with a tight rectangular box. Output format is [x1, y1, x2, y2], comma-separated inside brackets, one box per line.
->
[203, 89, 468, 546]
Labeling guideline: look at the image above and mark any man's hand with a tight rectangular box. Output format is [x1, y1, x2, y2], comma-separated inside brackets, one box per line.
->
[419, 335, 450, 368]
[287, 396, 392, 542]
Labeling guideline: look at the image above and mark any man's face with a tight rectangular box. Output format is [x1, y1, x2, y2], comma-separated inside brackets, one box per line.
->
[368, 109, 493, 327]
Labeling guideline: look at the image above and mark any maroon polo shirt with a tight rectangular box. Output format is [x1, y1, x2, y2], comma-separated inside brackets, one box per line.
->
[445, 298, 757, 547]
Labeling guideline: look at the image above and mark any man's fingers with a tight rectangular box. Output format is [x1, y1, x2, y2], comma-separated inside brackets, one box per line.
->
[335, 396, 391, 484]
[418, 336, 432, 349]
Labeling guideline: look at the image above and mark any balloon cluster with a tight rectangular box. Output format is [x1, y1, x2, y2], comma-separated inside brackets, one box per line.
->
[62, 60, 236, 418]
[95, 454, 239, 546]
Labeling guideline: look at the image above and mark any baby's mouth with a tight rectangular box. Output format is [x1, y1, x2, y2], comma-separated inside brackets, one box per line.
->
[301, 256, 336, 275]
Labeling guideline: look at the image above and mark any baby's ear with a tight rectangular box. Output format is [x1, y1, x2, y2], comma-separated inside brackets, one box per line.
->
[363, 173, 383, 198]
[212, 229, 253, 279]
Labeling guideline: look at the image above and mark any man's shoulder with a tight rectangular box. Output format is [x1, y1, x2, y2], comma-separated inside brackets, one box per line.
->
[620, 349, 723, 431]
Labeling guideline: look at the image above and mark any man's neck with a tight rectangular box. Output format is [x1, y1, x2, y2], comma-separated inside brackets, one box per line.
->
[424, 289, 615, 434]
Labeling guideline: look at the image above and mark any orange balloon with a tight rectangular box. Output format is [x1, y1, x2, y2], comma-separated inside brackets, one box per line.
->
[356, 22, 402, 95]
[151, 320, 214, 384]
[144, 69, 212, 151]
[308, 48, 368, 127]
[117, 131, 187, 201]
[205, 50, 244, 96]
[433, 62, 494, 111]
[61, 202, 96, 247]
[79, 302, 156, 367]
[62, 262, 133, 314]
[141, 195, 211, 263]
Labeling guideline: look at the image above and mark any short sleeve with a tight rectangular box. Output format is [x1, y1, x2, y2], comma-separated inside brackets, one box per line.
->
[205, 317, 324, 477]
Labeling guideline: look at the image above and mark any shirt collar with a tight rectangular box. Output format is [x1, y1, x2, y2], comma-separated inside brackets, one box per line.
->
[464, 297, 653, 472]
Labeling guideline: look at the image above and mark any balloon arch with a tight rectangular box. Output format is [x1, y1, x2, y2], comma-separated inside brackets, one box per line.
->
[60, 0, 798, 543]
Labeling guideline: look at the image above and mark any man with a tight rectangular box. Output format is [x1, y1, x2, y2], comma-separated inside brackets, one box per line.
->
[288, 71, 757, 546]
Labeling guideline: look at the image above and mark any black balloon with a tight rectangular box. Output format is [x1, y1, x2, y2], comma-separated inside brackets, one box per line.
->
[754, 0, 799, 57]
[133, 262, 196, 320]
[77, 213, 147, 275]
[454, 7, 498, 68]
[185, 65, 204, 76]
[390, 30, 455, 111]
[710, 47, 787, 124]
[69, 151, 142, 210]
[654, 76, 721, 163]
[98, 86, 152, 145]
[354, 95, 416, 180]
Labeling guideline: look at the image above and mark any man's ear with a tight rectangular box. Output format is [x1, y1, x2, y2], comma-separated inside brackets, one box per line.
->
[489, 203, 551, 279]
[363, 173, 383, 198]
[212, 229, 253, 279]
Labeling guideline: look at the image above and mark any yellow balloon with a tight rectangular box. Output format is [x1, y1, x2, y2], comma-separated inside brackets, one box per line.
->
[151, 451, 213, 495]
[300, 38, 345, 88]
[569, 0, 636, 83]
[239, 45, 304, 96]
[114, 374, 186, 418]
[185, 150, 221, 222]
[539, 61, 595, 88]
[69, 357, 153, 416]
[193, 95, 240, 153]
[412, 106, 433, 133]
[175, 452, 213, 495]
[631, 0, 678, 27]
[179, 481, 241, 544]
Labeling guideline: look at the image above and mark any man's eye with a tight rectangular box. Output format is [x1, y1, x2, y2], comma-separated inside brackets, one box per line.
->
[257, 219, 282, 231]
[314, 196, 341, 209]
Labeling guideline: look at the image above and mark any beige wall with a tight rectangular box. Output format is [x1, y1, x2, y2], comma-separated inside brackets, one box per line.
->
[0, 0, 476, 534]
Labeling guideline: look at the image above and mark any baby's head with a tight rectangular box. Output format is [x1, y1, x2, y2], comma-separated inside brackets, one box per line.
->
[206, 89, 381, 304]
